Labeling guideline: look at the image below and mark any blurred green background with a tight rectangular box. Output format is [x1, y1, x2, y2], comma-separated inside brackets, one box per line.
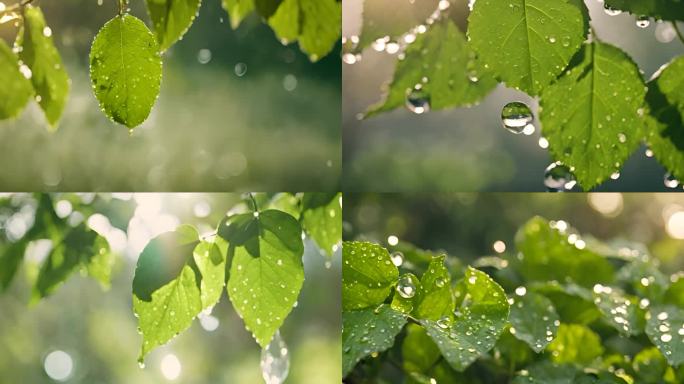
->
[0, 0, 340, 191]
[344, 193, 684, 274]
[0, 193, 341, 383]
[343, 0, 684, 192]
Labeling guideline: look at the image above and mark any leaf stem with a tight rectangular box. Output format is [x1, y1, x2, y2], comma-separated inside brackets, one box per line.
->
[0, 0, 36, 16]
[673, 22, 684, 45]
[249, 193, 259, 213]
[118, 0, 127, 15]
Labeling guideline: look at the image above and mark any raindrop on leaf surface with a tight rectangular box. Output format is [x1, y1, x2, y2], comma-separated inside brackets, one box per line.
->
[405, 85, 430, 114]
[396, 275, 416, 299]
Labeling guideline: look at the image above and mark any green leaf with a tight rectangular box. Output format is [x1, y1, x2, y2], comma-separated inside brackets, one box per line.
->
[402, 323, 441, 375]
[17, 6, 69, 127]
[0, 40, 33, 120]
[358, 0, 439, 49]
[664, 275, 684, 308]
[32, 224, 111, 301]
[366, 19, 496, 117]
[254, 0, 283, 18]
[268, 0, 341, 61]
[604, 0, 684, 21]
[222, 0, 255, 29]
[342, 304, 407, 377]
[193, 240, 225, 309]
[391, 273, 421, 314]
[511, 361, 594, 384]
[531, 281, 601, 324]
[132, 225, 203, 361]
[514, 217, 614, 287]
[540, 41, 647, 189]
[547, 323, 604, 365]
[146, 0, 202, 52]
[301, 192, 341, 257]
[617, 260, 669, 301]
[414, 255, 453, 320]
[342, 241, 398, 311]
[645, 56, 684, 181]
[266, 192, 301, 220]
[593, 286, 645, 336]
[220, 210, 304, 347]
[645, 306, 684, 366]
[421, 267, 509, 372]
[509, 291, 559, 352]
[89, 14, 162, 128]
[0, 241, 28, 292]
[633, 347, 669, 384]
[468, 0, 588, 95]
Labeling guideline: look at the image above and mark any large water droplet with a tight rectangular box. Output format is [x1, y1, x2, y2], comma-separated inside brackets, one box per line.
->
[405, 85, 430, 114]
[544, 162, 577, 192]
[396, 275, 416, 299]
[436, 316, 451, 329]
[435, 277, 447, 288]
[603, 4, 622, 16]
[390, 251, 404, 267]
[664, 173, 680, 189]
[261, 331, 290, 384]
[636, 16, 650, 28]
[501, 102, 534, 134]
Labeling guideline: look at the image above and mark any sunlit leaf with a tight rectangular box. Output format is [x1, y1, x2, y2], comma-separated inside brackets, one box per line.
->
[547, 324, 604, 365]
[301, 192, 341, 257]
[414, 255, 453, 320]
[0, 40, 33, 120]
[146, 0, 202, 52]
[222, 0, 255, 29]
[509, 291, 559, 352]
[342, 241, 398, 311]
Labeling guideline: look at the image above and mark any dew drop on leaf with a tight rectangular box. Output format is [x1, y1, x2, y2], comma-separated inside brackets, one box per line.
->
[390, 251, 404, 267]
[405, 84, 430, 114]
[544, 162, 577, 192]
[397, 275, 416, 298]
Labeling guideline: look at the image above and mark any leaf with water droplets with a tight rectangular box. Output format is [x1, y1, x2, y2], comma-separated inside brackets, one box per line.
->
[343, 241, 399, 311]
[89, 14, 162, 128]
[146, 0, 202, 52]
[366, 19, 496, 117]
[268, 0, 341, 61]
[540, 41, 647, 189]
[468, 0, 589, 95]
[645, 306, 684, 366]
[220, 210, 304, 347]
[511, 361, 621, 383]
[617, 260, 669, 301]
[414, 255, 453, 320]
[222, 0, 255, 29]
[508, 291, 559, 353]
[514, 216, 615, 287]
[633, 347, 669, 383]
[193, 239, 226, 309]
[301, 192, 341, 257]
[644, 56, 684, 183]
[17, 6, 69, 128]
[604, 0, 684, 21]
[421, 267, 509, 372]
[0, 40, 33, 120]
[532, 281, 601, 324]
[342, 304, 407, 377]
[593, 287, 645, 336]
[547, 324, 603, 365]
[391, 273, 420, 314]
[664, 275, 684, 308]
[358, 0, 439, 49]
[402, 323, 441, 375]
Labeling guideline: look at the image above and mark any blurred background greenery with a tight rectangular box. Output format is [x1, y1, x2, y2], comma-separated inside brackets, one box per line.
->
[343, 0, 684, 192]
[0, 0, 340, 191]
[0, 193, 341, 383]
[344, 193, 684, 274]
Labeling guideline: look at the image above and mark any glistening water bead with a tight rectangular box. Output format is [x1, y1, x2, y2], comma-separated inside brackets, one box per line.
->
[396, 275, 416, 299]
[405, 85, 430, 114]
[501, 102, 534, 134]
[261, 331, 290, 384]
[544, 162, 577, 192]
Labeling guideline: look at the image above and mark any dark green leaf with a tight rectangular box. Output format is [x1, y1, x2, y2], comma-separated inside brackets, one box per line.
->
[0, 40, 33, 120]
[402, 323, 441, 375]
[254, 0, 283, 18]
[0, 241, 28, 292]
[593, 286, 646, 336]
[547, 323, 604, 365]
[604, 0, 684, 21]
[301, 192, 341, 257]
[89, 14, 162, 128]
[645, 306, 684, 366]
[633, 347, 669, 384]
[531, 281, 601, 324]
[509, 291, 559, 352]
[146, 0, 202, 52]
[342, 241, 398, 311]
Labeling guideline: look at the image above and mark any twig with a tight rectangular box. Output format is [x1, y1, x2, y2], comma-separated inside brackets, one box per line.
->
[673, 22, 684, 45]
[249, 192, 259, 213]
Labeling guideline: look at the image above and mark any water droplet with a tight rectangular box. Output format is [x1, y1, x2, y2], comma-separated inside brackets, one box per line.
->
[396, 275, 416, 299]
[390, 251, 404, 267]
[436, 316, 451, 329]
[261, 331, 290, 384]
[234, 62, 247, 77]
[405, 85, 430, 114]
[43, 26, 52, 37]
[664, 173, 679, 189]
[660, 333, 672, 342]
[544, 162, 577, 192]
[501, 102, 534, 134]
[515, 286, 527, 296]
[435, 277, 447, 288]
[603, 4, 622, 16]
[44, 350, 73, 381]
[636, 16, 650, 28]
[197, 48, 211, 64]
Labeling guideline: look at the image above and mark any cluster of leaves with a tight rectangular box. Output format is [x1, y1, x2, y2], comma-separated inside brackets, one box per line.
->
[358, 0, 684, 190]
[0, 192, 342, 364]
[342, 216, 684, 383]
[0, 0, 340, 130]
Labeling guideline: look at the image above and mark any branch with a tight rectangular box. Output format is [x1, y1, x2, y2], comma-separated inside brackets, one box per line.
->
[673, 22, 684, 45]
[0, 0, 37, 16]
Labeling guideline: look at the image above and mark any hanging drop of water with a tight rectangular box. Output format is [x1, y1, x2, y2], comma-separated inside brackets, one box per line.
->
[603, 4, 622, 16]
[501, 102, 534, 134]
[405, 85, 430, 114]
[261, 331, 290, 384]
[544, 162, 577, 192]
[636, 16, 650, 28]
[396, 275, 416, 299]
[664, 173, 680, 188]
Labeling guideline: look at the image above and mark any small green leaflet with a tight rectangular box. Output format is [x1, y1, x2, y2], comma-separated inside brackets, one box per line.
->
[468, 0, 588, 95]
[268, 0, 341, 61]
[358, 0, 439, 49]
[146, 0, 202, 52]
[301, 192, 341, 257]
[645, 306, 684, 366]
[593, 286, 645, 336]
[402, 323, 441, 375]
[540, 41, 647, 189]
[508, 291, 559, 353]
[366, 19, 496, 117]
[342, 241, 398, 311]
[17, 6, 69, 128]
[633, 347, 670, 383]
[89, 14, 162, 129]
[421, 267, 509, 372]
[645, 56, 684, 182]
[222, 0, 255, 29]
[0, 40, 33, 120]
[132, 225, 225, 361]
[414, 255, 453, 320]
[220, 209, 304, 347]
[604, 0, 684, 21]
[0, 241, 28, 292]
[342, 304, 407, 377]
[33, 224, 113, 301]
[547, 324, 604, 365]
[515, 217, 615, 287]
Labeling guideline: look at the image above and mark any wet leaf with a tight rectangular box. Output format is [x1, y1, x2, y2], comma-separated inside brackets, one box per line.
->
[0, 40, 33, 120]
[342, 241, 398, 311]
[508, 291, 560, 352]
[222, 0, 255, 29]
[593, 286, 646, 336]
[146, 0, 202, 52]
[645, 306, 684, 366]
[391, 273, 421, 314]
[358, 0, 439, 49]
[414, 255, 453, 320]
[301, 192, 341, 257]
[402, 323, 441, 375]
[547, 324, 604, 365]
[604, 0, 684, 21]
